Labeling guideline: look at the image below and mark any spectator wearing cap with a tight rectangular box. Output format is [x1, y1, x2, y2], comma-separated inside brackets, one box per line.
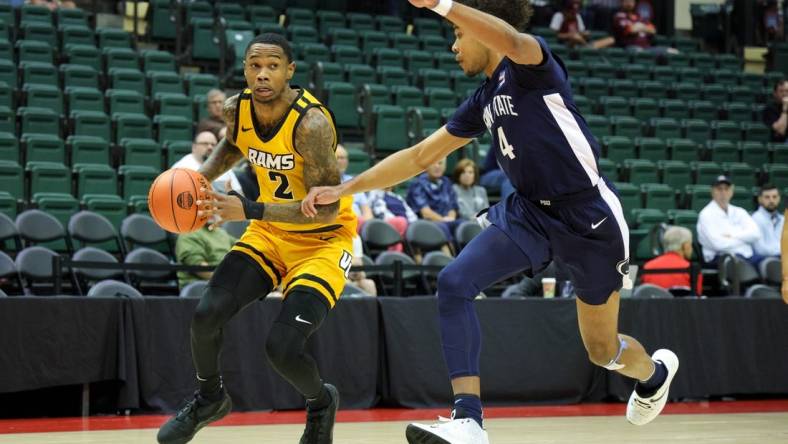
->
[751, 184, 783, 258]
[697, 175, 763, 267]
[762, 79, 788, 143]
[641, 226, 703, 295]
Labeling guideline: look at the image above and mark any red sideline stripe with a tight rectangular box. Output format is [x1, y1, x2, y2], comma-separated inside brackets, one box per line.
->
[1, 400, 787, 434]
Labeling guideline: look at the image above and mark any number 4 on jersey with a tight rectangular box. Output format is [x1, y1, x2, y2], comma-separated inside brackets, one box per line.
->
[497, 127, 516, 160]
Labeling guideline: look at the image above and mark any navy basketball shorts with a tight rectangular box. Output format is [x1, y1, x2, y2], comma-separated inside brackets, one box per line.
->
[484, 181, 631, 305]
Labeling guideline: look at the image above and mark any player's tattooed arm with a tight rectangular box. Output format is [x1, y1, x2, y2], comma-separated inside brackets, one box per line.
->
[261, 108, 340, 224]
[198, 94, 243, 182]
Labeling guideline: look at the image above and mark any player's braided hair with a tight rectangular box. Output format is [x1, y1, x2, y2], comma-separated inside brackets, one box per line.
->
[455, 0, 534, 32]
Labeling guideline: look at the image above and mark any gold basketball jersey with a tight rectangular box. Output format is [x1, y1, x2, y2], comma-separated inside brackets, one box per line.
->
[231, 88, 356, 234]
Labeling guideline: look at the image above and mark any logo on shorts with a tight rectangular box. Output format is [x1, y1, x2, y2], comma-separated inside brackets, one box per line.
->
[176, 191, 194, 210]
[616, 258, 630, 276]
[295, 314, 312, 325]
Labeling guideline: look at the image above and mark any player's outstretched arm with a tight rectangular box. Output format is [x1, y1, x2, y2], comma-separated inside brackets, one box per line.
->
[301, 127, 470, 218]
[198, 94, 243, 182]
[409, 0, 543, 66]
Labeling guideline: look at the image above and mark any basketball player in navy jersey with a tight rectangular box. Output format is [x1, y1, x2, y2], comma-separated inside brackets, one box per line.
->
[303, 1, 679, 442]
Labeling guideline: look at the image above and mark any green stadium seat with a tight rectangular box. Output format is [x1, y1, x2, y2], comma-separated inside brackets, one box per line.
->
[732, 185, 756, 211]
[729, 85, 757, 104]
[323, 82, 358, 128]
[715, 54, 740, 71]
[421, 35, 449, 53]
[18, 106, 60, 137]
[723, 102, 751, 122]
[682, 119, 710, 145]
[578, 77, 608, 101]
[16, 39, 53, 64]
[660, 99, 688, 119]
[671, 81, 702, 102]
[667, 209, 699, 232]
[299, 42, 330, 64]
[370, 47, 403, 68]
[573, 95, 593, 115]
[312, 61, 344, 95]
[413, 17, 442, 37]
[739, 72, 765, 90]
[692, 161, 723, 185]
[631, 208, 668, 259]
[637, 137, 666, 162]
[689, 52, 715, 70]
[598, 158, 618, 180]
[359, 84, 391, 127]
[73, 163, 117, 198]
[650, 117, 681, 139]
[376, 15, 404, 34]
[345, 64, 376, 88]
[33, 194, 80, 251]
[684, 184, 711, 211]
[83, 194, 127, 230]
[0, 132, 17, 163]
[288, 25, 319, 44]
[26, 161, 70, 200]
[57, 7, 88, 26]
[0, 81, 10, 110]
[109, 68, 146, 93]
[377, 66, 409, 86]
[97, 28, 132, 49]
[419, 68, 450, 89]
[771, 143, 788, 164]
[184, 73, 219, 98]
[22, 134, 64, 164]
[0, 190, 16, 218]
[623, 64, 650, 81]
[408, 106, 441, 140]
[156, 93, 193, 121]
[60, 64, 99, 89]
[630, 97, 659, 120]
[148, 0, 177, 40]
[142, 50, 176, 73]
[631, 50, 658, 67]
[688, 100, 716, 121]
[114, 114, 153, 143]
[21, 61, 58, 86]
[0, 106, 11, 134]
[388, 33, 419, 52]
[247, 5, 277, 23]
[624, 158, 658, 185]
[148, 71, 185, 97]
[332, 45, 363, 65]
[450, 71, 479, 94]
[65, 44, 101, 71]
[724, 162, 756, 189]
[705, 140, 738, 163]
[154, 115, 192, 145]
[24, 84, 63, 115]
[763, 163, 788, 189]
[611, 116, 641, 138]
[119, 138, 161, 170]
[637, 80, 666, 99]
[0, 160, 23, 199]
[392, 85, 423, 109]
[68, 135, 110, 166]
[585, 115, 611, 139]
[651, 66, 678, 83]
[404, 50, 435, 72]
[119, 165, 159, 200]
[290, 59, 310, 87]
[603, 136, 635, 163]
[66, 86, 103, 114]
[367, 105, 408, 154]
[740, 122, 770, 143]
[106, 89, 145, 115]
[255, 23, 285, 36]
[598, 96, 629, 117]
[286, 7, 315, 27]
[165, 140, 192, 167]
[658, 160, 692, 190]
[642, 183, 675, 212]
[711, 69, 737, 85]
[190, 18, 220, 60]
[711, 120, 740, 141]
[359, 30, 387, 53]
[701, 84, 728, 106]
[348, 13, 375, 31]
[0, 39, 11, 62]
[607, 79, 638, 99]
[739, 141, 768, 167]
[59, 24, 94, 50]
[71, 110, 110, 142]
[425, 87, 456, 110]
[21, 22, 57, 47]
[613, 182, 641, 224]
[316, 10, 345, 35]
[216, 3, 245, 22]
[326, 28, 357, 48]
[667, 138, 697, 162]
[20, 4, 51, 25]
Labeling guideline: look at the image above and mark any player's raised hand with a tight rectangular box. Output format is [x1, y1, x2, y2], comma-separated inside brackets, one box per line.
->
[301, 186, 341, 218]
[408, 0, 439, 9]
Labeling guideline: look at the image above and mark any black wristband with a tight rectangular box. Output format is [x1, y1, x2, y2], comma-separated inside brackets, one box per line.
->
[228, 191, 265, 220]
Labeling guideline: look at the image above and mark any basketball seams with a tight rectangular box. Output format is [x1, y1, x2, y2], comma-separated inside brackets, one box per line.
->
[185, 169, 199, 233]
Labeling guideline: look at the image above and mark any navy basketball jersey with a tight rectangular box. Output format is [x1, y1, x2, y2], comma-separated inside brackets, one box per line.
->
[446, 37, 603, 200]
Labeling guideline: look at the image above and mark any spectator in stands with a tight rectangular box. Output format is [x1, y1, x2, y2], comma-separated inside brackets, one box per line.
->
[551, 0, 615, 48]
[751, 184, 783, 258]
[479, 148, 515, 199]
[612, 0, 658, 50]
[175, 220, 236, 288]
[407, 158, 462, 243]
[641, 226, 703, 295]
[172, 131, 243, 194]
[348, 236, 377, 296]
[368, 186, 418, 250]
[697, 175, 763, 267]
[763, 79, 788, 143]
[585, 0, 619, 32]
[336, 144, 373, 228]
[452, 159, 489, 221]
[196, 89, 227, 139]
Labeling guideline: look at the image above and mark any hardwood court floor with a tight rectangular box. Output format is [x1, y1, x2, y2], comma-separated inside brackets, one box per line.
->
[1, 401, 787, 444]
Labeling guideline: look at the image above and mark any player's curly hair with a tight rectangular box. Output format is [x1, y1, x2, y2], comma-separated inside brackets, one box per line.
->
[455, 0, 534, 32]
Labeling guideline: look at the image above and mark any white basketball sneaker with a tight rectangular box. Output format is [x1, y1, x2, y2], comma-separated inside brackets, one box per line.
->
[406, 416, 490, 444]
[626, 349, 680, 426]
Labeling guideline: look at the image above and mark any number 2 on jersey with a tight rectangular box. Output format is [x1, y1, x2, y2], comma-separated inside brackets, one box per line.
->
[497, 127, 516, 160]
[268, 171, 294, 199]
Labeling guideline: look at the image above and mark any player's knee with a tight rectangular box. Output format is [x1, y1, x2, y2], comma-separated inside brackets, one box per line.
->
[191, 287, 230, 336]
[265, 323, 302, 373]
[437, 267, 475, 302]
[585, 339, 619, 368]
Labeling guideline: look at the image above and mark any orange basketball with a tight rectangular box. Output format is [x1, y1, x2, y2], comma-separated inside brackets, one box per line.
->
[147, 168, 210, 234]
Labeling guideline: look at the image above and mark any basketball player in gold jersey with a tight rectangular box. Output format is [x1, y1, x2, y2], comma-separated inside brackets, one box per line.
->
[157, 33, 355, 444]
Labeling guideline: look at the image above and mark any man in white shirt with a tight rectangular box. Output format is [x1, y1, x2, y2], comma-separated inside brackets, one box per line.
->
[751, 184, 783, 258]
[172, 131, 242, 194]
[697, 175, 762, 266]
